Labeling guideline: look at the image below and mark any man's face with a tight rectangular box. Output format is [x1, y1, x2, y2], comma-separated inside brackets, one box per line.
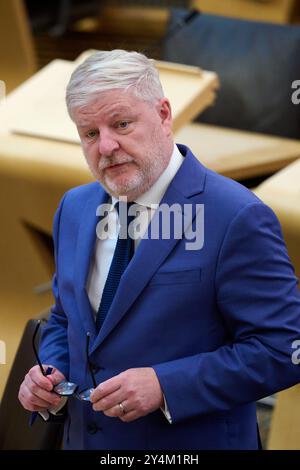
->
[73, 89, 173, 201]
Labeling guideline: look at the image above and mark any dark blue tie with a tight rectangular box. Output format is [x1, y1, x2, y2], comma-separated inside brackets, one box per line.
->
[96, 201, 135, 331]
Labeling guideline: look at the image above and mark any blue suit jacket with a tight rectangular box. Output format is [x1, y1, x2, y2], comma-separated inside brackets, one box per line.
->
[40, 145, 300, 450]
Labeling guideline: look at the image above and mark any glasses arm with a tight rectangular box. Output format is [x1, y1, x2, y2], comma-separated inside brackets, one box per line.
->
[86, 332, 97, 388]
[32, 320, 46, 377]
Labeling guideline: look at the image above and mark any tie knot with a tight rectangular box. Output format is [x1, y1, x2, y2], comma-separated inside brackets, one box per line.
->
[115, 201, 135, 227]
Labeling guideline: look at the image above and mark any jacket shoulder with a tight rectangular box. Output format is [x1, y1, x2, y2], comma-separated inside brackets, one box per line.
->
[64, 181, 104, 202]
[204, 167, 263, 217]
[59, 181, 105, 211]
[178, 145, 263, 216]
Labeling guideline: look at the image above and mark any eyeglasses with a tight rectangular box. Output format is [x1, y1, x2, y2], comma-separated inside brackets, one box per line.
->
[32, 320, 97, 402]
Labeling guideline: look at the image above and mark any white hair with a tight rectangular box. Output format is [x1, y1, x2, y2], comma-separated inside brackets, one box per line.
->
[66, 49, 164, 118]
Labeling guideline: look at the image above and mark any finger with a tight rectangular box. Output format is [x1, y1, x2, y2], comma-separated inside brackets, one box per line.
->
[104, 406, 138, 422]
[47, 368, 66, 386]
[120, 410, 139, 423]
[18, 386, 53, 412]
[29, 365, 54, 392]
[103, 403, 125, 418]
[118, 398, 148, 422]
[18, 384, 33, 410]
[90, 376, 121, 403]
[102, 400, 133, 418]
[92, 388, 125, 412]
[32, 364, 64, 384]
[24, 374, 61, 407]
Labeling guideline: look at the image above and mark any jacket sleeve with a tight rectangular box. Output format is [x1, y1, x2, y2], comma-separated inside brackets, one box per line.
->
[153, 202, 300, 423]
[39, 194, 70, 379]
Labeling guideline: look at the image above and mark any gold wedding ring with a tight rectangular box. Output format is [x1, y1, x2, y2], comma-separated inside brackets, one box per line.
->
[118, 402, 126, 415]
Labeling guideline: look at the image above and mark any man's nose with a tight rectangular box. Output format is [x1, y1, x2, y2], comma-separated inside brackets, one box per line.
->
[98, 130, 120, 155]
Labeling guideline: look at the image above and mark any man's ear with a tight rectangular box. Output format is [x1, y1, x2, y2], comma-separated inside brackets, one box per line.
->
[156, 98, 173, 135]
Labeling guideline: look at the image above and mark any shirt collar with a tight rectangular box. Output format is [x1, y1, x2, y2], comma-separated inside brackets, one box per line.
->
[111, 144, 184, 209]
[136, 144, 184, 208]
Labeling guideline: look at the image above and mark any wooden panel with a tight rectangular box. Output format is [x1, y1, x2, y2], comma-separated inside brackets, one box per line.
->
[79, 6, 169, 37]
[192, 0, 296, 24]
[0, 0, 36, 92]
[267, 385, 300, 449]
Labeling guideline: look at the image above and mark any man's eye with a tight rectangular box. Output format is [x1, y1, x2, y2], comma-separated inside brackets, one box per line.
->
[118, 121, 130, 129]
[86, 130, 98, 139]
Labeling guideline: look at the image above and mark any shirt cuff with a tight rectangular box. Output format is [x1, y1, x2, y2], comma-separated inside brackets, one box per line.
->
[160, 394, 172, 423]
[38, 397, 68, 421]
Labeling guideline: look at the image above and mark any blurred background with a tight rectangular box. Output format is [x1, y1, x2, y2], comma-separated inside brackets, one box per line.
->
[1, 0, 300, 450]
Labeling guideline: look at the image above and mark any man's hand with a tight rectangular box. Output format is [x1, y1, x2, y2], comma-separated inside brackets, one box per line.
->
[90, 367, 163, 422]
[18, 365, 66, 412]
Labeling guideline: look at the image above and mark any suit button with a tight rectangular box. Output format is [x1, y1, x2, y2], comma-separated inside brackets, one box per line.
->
[87, 422, 99, 434]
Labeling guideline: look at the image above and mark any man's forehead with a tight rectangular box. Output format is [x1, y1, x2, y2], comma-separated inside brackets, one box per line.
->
[75, 101, 141, 128]
[108, 105, 135, 116]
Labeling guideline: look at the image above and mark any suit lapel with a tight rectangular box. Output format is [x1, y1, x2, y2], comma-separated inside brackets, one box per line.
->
[74, 186, 109, 340]
[91, 147, 207, 352]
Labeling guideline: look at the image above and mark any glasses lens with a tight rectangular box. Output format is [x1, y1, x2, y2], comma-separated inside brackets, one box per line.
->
[76, 387, 94, 402]
[54, 381, 78, 396]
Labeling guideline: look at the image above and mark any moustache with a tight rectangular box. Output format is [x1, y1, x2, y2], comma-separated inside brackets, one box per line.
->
[99, 156, 133, 171]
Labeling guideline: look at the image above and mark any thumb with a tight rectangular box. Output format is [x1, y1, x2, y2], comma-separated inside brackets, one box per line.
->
[47, 367, 66, 386]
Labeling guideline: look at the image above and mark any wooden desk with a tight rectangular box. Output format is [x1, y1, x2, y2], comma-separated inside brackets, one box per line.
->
[254, 158, 300, 450]
[176, 123, 300, 180]
[192, 0, 298, 24]
[2, 58, 218, 142]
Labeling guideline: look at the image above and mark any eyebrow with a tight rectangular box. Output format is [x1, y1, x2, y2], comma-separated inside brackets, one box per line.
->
[109, 107, 136, 118]
[77, 123, 92, 130]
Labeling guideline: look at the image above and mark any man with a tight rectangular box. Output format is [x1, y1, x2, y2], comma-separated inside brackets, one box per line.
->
[19, 50, 300, 450]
